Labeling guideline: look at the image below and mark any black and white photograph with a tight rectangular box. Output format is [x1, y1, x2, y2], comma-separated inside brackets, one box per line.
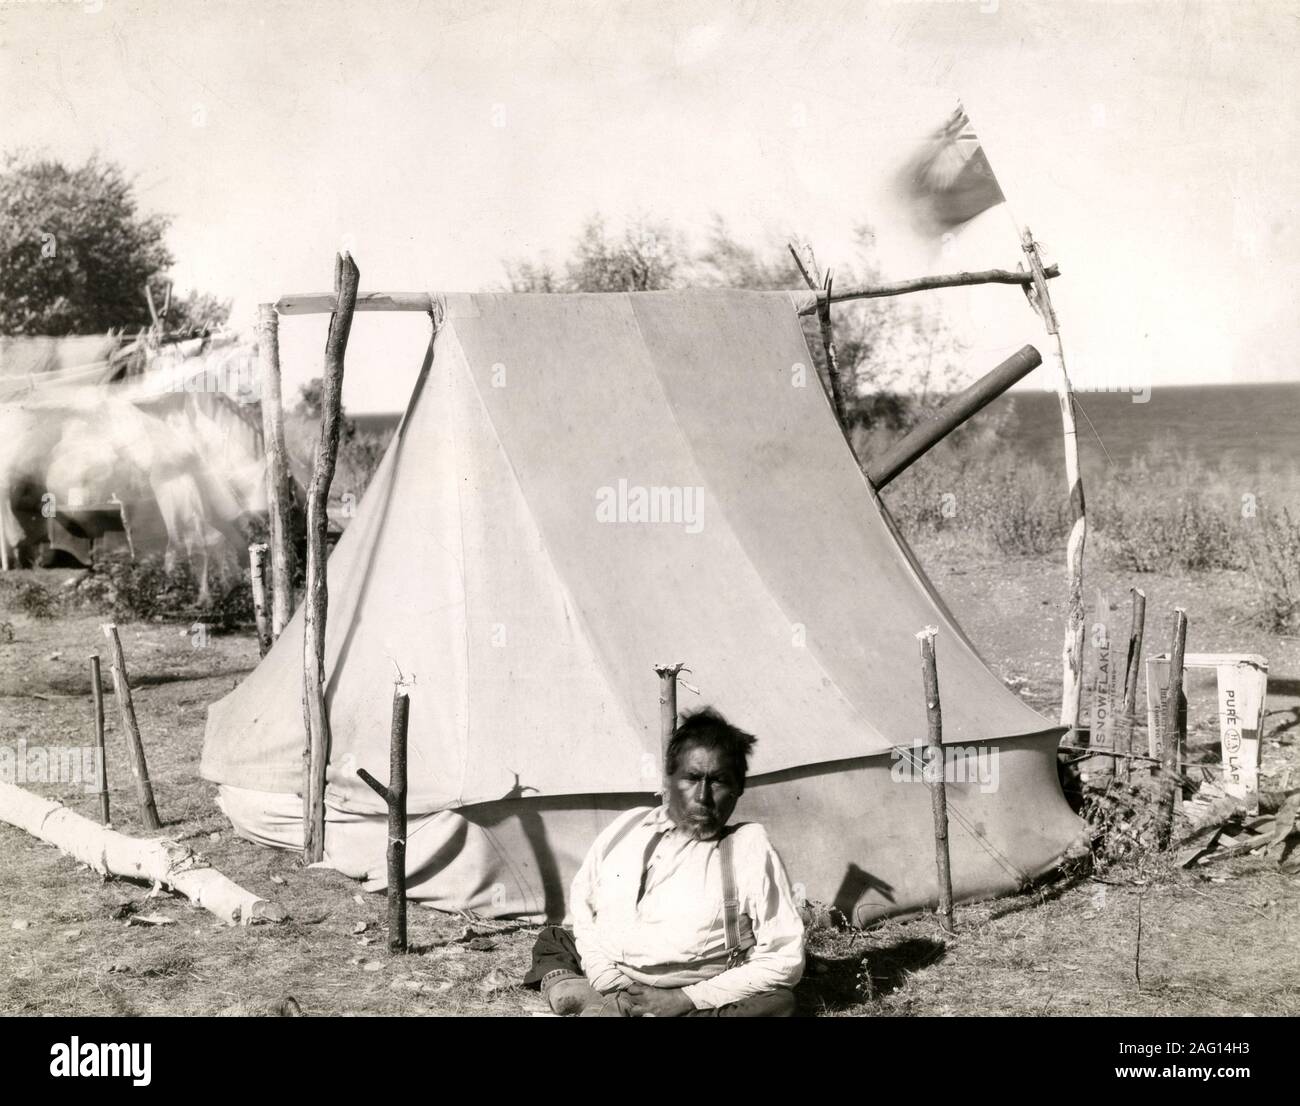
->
[0, 0, 1295, 1065]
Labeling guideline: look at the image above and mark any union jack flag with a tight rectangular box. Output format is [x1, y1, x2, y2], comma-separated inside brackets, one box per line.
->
[898, 105, 1006, 234]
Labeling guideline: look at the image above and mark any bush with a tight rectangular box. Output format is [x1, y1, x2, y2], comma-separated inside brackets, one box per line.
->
[336, 429, 390, 504]
[881, 439, 1067, 556]
[15, 582, 57, 620]
[1244, 506, 1300, 632]
[1095, 454, 1242, 573]
[71, 553, 254, 631]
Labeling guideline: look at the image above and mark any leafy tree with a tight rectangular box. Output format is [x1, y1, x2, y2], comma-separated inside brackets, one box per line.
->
[165, 289, 232, 336]
[503, 212, 970, 436]
[0, 154, 173, 335]
[692, 218, 966, 432]
[507, 215, 685, 293]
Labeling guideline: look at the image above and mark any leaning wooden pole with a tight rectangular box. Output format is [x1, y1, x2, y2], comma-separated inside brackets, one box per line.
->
[1022, 229, 1087, 745]
[357, 686, 409, 954]
[302, 253, 360, 864]
[1156, 608, 1188, 849]
[1119, 588, 1147, 781]
[101, 624, 160, 830]
[917, 627, 954, 935]
[89, 655, 109, 825]
[653, 663, 685, 790]
[248, 542, 272, 658]
[257, 303, 294, 640]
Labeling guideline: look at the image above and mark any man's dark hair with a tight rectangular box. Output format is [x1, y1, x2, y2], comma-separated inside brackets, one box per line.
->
[665, 707, 757, 785]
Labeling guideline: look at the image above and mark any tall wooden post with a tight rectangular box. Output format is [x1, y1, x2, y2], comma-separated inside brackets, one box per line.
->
[302, 254, 359, 864]
[248, 542, 272, 658]
[917, 627, 954, 935]
[257, 303, 294, 640]
[358, 686, 409, 954]
[1022, 229, 1087, 744]
[89, 655, 109, 825]
[789, 242, 848, 430]
[1119, 588, 1146, 781]
[1156, 608, 1188, 848]
[653, 663, 685, 791]
[101, 625, 161, 830]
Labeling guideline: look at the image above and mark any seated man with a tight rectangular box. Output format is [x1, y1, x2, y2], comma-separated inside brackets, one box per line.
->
[525, 707, 805, 1017]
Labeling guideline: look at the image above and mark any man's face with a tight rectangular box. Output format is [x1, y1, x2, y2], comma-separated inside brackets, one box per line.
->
[667, 742, 743, 841]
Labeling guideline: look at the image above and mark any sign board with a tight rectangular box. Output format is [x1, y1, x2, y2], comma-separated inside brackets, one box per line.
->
[1090, 589, 1119, 752]
[1145, 652, 1267, 814]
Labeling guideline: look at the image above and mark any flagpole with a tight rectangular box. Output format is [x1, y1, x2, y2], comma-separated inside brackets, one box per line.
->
[1019, 229, 1087, 743]
[959, 101, 1089, 745]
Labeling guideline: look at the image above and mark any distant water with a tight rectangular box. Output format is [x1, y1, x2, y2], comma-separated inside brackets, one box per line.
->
[350, 383, 1300, 500]
[992, 382, 1300, 500]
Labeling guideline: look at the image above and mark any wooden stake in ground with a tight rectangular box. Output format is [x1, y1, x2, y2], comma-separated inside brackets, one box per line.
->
[101, 624, 160, 830]
[302, 253, 360, 864]
[1119, 588, 1147, 781]
[1156, 608, 1188, 849]
[1021, 229, 1087, 745]
[653, 663, 686, 791]
[257, 303, 295, 640]
[248, 542, 272, 658]
[917, 627, 955, 935]
[788, 242, 847, 430]
[357, 686, 410, 954]
[89, 655, 109, 825]
[0, 780, 284, 925]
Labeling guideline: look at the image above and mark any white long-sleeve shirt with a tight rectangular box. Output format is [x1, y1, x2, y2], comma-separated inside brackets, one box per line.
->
[570, 804, 805, 1010]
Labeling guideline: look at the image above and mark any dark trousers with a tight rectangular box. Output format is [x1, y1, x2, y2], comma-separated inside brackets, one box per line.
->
[524, 924, 795, 1018]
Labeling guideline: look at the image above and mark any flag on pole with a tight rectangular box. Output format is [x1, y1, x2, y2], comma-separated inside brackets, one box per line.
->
[897, 104, 1006, 234]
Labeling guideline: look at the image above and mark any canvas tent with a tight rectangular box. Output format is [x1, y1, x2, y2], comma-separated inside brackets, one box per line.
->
[202, 289, 1084, 926]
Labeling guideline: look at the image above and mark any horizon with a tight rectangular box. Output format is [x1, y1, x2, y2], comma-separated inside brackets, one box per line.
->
[2, 0, 1297, 412]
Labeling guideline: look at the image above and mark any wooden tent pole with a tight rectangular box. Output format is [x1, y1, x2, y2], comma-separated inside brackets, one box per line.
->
[654, 663, 685, 792]
[302, 253, 359, 864]
[917, 627, 954, 935]
[271, 266, 1059, 318]
[1156, 608, 1188, 849]
[102, 624, 161, 830]
[0, 486, 9, 571]
[89, 655, 109, 825]
[248, 542, 272, 658]
[788, 242, 847, 429]
[1021, 228, 1087, 744]
[1119, 588, 1147, 781]
[257, 303, 294, 639]
[358, 686, 410, 954]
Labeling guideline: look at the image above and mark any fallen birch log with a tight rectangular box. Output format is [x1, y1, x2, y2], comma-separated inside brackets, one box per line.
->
[0, 780, 286, 926]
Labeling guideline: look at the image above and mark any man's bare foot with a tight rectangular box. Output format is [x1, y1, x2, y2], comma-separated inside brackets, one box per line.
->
[546, 977, 598, 1016]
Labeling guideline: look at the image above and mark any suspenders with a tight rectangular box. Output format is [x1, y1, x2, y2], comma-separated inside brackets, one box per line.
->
[718, 828, 756, 968]
[623, 811, 758, 969]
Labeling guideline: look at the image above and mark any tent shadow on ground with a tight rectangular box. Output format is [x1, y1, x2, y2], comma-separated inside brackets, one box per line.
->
[794, 936, 948, 1015]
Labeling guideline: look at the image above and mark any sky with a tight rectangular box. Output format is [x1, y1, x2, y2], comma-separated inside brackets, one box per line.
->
[1, 0, 1296, 411]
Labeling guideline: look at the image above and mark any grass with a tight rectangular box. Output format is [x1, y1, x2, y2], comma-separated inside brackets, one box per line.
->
[882, 443, 1300, 633]
[2, 522, 1297, 1016]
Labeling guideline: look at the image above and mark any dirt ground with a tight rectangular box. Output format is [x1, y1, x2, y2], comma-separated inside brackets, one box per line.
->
[1, 543, 1297, 1017]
